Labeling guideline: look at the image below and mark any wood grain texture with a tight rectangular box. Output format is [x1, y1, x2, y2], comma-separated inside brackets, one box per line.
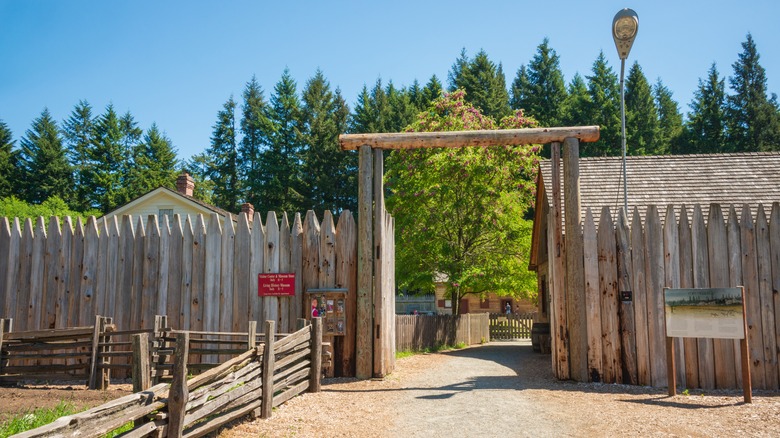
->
[597, 207, 620, 384]
[663, 206, 685, 387]
[755, 206, 778, 389]
[583, 208, 602, 382]
[708, 205, 737, 388]
[740, 205, 766, 389]
[356, 145, 373, 379]
[691, 205, 715, 389]
[678, 207, 699, 388]
[339, 126, 600, 150]
[616, 209, 637, 385]
[644, 206, 667, 387]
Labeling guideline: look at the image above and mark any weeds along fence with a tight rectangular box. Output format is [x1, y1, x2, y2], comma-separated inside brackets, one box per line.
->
[0, 209, 358, 376]
[15, 318, 323, 438]
[395, 313, 489, 352]
[489, 313, 534, 340]
[548, 203, 780, 390]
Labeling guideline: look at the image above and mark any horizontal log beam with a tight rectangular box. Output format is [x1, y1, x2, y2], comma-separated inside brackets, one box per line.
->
[339, 126, 600, 150]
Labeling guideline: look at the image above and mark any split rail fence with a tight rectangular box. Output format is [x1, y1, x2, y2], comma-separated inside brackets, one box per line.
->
[489, 313, 534, 340]
[395, 313, 489, 352]
[15, 318, 323, 438]
[549, 203, 780, 390]
[0, 209, 358, 377]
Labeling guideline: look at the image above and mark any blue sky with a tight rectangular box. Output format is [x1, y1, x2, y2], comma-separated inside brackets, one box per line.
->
[2, 1, 779, 161]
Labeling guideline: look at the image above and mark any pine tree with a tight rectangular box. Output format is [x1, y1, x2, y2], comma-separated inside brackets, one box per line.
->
[118, 111, 143, 204]
[624, 62, 659, 155]
[90, 104, 129, 212]
[128, 123, 178, 197]
[561, 73, 591, 126]
[654, 79, 684, 154]
[423, 75, 443, 105]
[448, 49, 511, 120]
[239, 76, 274, 208]
[726, 33, 780, 151]
[511, 39, 568, 126]
[300, 70, 356, 213]
[0, 120, 18, 198]
[681, 63, 727, 154]
[62, 100, 96, 211]
[206, 96, 241, 212]
[17, 109, 73, 204]
[584, 52, 621, 157]
[349, 86, 376, 134]
[257, 69, 304, 213]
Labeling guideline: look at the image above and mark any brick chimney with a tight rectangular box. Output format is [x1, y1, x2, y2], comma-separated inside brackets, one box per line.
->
[176, 172, 194, 197]
[241, 202, 255, 220]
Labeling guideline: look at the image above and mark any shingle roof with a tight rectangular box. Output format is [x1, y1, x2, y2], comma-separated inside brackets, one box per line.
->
[538, 152, 780, 225]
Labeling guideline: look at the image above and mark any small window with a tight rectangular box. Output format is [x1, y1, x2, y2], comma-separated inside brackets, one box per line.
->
[159, 208, 174, 222]
[480, 298, 490, 309]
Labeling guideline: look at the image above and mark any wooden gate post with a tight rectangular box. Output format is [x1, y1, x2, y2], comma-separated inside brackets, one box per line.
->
[310, 317, 322, 393]
[260, 320, 276, 419]
[563, 137, 587, 382]
[168, 332, 189, 438]
[356, 145, 373, 379]
[131, 332, 151, 392]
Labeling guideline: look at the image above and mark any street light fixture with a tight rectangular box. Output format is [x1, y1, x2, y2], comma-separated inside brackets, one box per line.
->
[612, 8, 638, 215]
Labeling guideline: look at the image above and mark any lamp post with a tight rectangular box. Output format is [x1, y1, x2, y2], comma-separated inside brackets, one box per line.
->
[612, 8, 638, 215]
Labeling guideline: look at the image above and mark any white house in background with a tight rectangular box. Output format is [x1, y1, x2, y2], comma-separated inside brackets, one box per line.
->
[101, 173, 251, 227]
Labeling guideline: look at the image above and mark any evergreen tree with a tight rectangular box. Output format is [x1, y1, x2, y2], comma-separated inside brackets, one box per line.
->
[184, 152, 216, 205]
[726, 33, 780, 151]
[300, 70, 356, 213]
[349, 85, 376, 134]
[584, 52, 621, 156]
[511, 39, 568, 126]
[257, 69, 304, 213]
[423, 75, 443, 105]
[681, 63, 727, 154]
[90, 104, 129, 212]
[624, 62, 659, 155]
[128, 123, 179, 197]
[62, 100, 96, 211]
[654, 79, 684, 154]
[0, 120, 19, 198]
[510, 65, 529, 111]
[17, 109, 73, 204]
[206, 96, 241, 212]
[448, 49, 511, 120]
[118, 111, 143, 204]
[561, 73, 591, 126]
[239, 76, 274, 208]
[386, 81, 417, 132]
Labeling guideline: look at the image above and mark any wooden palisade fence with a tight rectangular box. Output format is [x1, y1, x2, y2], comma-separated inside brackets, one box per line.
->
[549, 203, 780, 390]
[15, 318, 323, 438]
[395, 313, 489, 352]
[0, 210, 359, 377]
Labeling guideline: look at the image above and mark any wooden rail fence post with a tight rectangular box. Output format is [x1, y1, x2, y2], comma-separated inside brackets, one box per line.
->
[248, 321, 257, 349]
[168, 332, 189, 438]
[357, 145, 374, 379]
[0, 318, 10, 374]
[310, 317, 322, 393]
[260, 320, 276, 419]
[131, 332, 151, 393]
[88, 315, 103, 389]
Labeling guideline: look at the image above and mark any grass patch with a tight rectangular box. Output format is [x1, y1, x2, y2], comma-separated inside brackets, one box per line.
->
[395, 342, 469, 358]
[0, 401, 78, 437]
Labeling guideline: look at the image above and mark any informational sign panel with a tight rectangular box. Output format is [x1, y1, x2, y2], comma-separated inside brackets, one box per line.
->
[306, 288, 347, 336]
[663, 287, 745, 339]
[258, 273, 296, 297]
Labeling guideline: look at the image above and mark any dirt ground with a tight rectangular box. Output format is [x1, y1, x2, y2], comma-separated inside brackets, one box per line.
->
[2, 341, 779, 437]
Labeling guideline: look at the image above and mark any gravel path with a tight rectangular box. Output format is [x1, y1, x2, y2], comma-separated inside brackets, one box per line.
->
[387, 341, 564, 437]
[221, 340, 780, 437]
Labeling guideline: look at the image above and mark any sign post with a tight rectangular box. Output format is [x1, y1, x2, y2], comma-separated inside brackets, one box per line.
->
[663, 287, 751, 403]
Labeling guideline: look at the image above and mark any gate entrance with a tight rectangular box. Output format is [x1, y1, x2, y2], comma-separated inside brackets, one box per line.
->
[339, 126, 599, 378]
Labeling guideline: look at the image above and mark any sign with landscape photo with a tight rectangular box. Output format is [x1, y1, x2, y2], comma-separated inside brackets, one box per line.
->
[663, 287, 745, 339]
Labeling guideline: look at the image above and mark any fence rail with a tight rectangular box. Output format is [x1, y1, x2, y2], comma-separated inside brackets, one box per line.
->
[14, 318, 323, 438]
[489, 313, 534, 340]
[395, 313, 489, 352]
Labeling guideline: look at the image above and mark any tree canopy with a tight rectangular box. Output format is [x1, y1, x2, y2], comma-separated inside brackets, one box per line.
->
[386, 90, 539, 314]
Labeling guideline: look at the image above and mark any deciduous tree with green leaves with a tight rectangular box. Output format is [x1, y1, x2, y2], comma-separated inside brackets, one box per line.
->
[386, 90, 539, 314]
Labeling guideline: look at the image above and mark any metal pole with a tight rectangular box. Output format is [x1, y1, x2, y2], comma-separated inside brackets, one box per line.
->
[620, 58, 628, 214]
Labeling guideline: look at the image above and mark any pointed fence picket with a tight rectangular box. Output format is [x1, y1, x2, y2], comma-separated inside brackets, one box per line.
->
[550, 202, 780, 390]
[0, 210, 360, 378]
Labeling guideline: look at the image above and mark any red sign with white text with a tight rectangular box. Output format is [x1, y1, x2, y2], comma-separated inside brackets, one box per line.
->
[258, 273, 296, 297]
